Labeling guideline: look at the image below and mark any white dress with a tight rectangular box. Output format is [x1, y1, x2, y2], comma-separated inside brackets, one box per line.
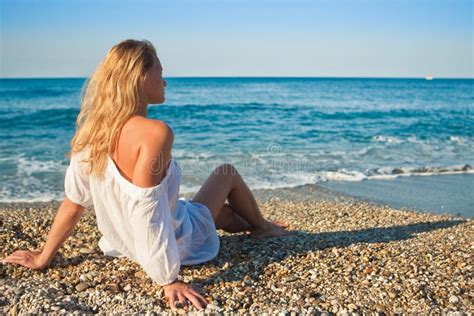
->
[64, 150, 220, 286]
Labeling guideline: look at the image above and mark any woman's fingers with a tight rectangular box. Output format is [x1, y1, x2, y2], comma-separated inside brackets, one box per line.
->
[3, 256, 27, 266]
[167, 293, 177, 310]
[184, 291, 204, 310]
[187, 288, 208, 306]
[2, 250, 42, 270]
[4, 250, 29, 259]
[3, 253, 26, 261]
[176, 292, 188, 310]
[2, 256, 19, 264]
[3, 252, 19, 260]
[164, 285, 208, 311]
[8, 254, 27, 262]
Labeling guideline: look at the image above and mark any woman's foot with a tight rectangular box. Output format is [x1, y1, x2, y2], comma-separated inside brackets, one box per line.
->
[248, 219, 289, 239]
[272, 220, 289, 229]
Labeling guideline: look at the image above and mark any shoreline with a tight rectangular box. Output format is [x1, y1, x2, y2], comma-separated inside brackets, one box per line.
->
[1, 198, 472, 313]
[206, 173, 472, 219]
[2, 172, 472, 219]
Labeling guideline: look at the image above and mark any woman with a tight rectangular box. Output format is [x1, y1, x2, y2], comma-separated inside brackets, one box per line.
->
[2, 39, 289, 311]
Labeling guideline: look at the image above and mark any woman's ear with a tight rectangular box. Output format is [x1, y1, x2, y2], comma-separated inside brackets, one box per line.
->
[137, 72, 148, 101]
[139, 71, 147, 88]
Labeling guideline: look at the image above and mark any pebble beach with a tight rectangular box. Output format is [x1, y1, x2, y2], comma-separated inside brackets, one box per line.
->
[1, 196, 472, 315]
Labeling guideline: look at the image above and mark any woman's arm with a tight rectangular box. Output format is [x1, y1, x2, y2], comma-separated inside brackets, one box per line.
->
[131, 121, 207, 310]
[2, 197, 85, 270]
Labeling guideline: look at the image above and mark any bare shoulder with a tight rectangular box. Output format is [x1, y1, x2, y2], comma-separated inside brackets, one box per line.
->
[127, 117, 174, 188]
[126, 116, 174, 146]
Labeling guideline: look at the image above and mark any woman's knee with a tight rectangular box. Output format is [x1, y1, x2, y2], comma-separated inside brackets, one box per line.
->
[213, 164, 240, 189]
[214, 163, 238, 177]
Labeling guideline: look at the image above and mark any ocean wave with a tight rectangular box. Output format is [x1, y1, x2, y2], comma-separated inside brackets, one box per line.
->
[368, 164, 473, 177]
[372, 135, 404, 144]
[179, 163, 474, 192]
[320, 170, 368, 182]
[372, 135, 473, 146]
[305, 108, 471, 121]
[317, 164, 474, 183]
[164, 102, 283, 108]
[312, 164, 473, 182]
[0, 189, 64, 203]
[176, 164, 474, 195]
[0, 108, 79, 129]
[0, 87, 79, 99]
[16, 157, 67, 176]
[449, 136, 468, 144]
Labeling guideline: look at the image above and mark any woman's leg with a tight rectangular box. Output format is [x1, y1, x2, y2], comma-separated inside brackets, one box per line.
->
[192, 163, 264, 228]
[192, 164, 288, 237]
[215, 203, 253, 233]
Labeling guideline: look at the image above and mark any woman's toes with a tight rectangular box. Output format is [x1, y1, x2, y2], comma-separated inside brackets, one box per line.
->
[272, 220, 289, 228]
[249, 221, 289, 239]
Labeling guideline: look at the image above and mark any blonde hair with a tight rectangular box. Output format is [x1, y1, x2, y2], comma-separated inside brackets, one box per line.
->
[69, 39, 157, 179]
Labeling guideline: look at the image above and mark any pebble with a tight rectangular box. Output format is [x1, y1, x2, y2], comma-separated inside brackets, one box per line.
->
[347, 303, 357, 311]
[449, 295, 459, 304]
[206, 304, 218, 310]
[75, 282, 89, 292]
[1, 199, 472, 313]
[134, 271, 146, 278]
[79, 248, 95, 254]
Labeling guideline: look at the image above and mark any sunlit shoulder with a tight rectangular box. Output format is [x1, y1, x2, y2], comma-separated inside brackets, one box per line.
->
[127, 116, 174, 187]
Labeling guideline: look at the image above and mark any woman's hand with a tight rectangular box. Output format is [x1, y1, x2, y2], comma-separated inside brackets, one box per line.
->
[163, 280, 208, 311]
[2, 198, 85, 272]
[2, 248, 48, 270]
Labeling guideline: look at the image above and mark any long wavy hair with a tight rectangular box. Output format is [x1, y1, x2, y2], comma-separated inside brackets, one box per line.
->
[69, 39, 157, 179]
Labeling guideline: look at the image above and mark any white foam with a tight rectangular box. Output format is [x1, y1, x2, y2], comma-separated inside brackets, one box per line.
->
[449, 136, 467, 144]
[321, 170, 367, 182]
[367, 174, 399, 180]
[179, 184, 201, 195]
[16, 157, 66, 176]
[173, 149, 216, 159]
[372, 135, 403, 144]
[0, 187, 63, 202]
[0, 157, 67, 202]
[370, 168, 474, 179]
[169, 163, 474, 196]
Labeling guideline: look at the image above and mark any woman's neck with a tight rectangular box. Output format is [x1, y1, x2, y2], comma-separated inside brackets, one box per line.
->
[136, 102, 148, 117]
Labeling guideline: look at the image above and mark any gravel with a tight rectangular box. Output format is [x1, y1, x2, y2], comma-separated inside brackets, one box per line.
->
[1, 198, 472, 314]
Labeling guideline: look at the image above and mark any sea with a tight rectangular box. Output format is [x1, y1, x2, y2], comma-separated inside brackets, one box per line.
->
[1, 78, 473, 215]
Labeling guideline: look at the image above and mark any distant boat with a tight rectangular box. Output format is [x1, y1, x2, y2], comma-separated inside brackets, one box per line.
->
[425, 76, 434, 80]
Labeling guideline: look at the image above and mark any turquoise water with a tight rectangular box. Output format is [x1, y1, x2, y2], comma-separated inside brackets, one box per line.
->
[0, 78, 473, 202]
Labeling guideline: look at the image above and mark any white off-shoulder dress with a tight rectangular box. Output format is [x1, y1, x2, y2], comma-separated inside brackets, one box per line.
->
[64, 151, 220, 286]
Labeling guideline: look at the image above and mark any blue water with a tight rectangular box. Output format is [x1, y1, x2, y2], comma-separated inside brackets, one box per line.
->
[0, 78, 473, 202]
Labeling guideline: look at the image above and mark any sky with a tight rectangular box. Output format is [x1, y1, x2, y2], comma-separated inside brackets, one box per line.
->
[0, 0, 473, 78]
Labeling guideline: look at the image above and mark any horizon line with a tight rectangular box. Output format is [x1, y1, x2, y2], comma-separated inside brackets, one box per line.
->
[1, 75, 473, 80]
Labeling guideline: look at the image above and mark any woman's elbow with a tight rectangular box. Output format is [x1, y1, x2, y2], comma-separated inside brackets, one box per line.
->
[62, 197, 86, 217]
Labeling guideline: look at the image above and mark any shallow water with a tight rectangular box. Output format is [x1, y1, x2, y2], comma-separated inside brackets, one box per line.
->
[320, 173, 474, 218]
